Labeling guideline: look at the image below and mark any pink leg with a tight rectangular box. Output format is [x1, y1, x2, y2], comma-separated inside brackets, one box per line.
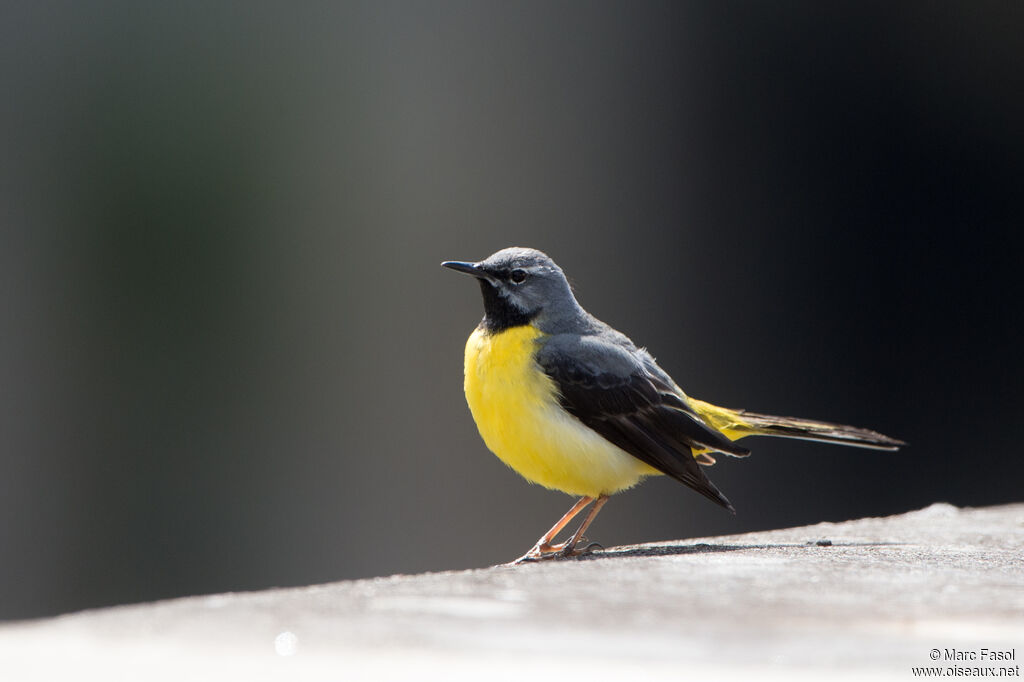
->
[510, 495, 610, 564]
[510, 497, 593, 564]
[559, 494, 609, 557]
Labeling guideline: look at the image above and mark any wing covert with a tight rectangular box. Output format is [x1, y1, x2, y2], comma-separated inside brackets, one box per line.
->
[537, 335, 748, 511]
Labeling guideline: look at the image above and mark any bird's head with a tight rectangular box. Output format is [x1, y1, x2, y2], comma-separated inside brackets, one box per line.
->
[442, 247, 580, 332]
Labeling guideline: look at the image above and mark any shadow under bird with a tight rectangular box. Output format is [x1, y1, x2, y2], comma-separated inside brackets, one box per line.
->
[443, 247, 903, 563]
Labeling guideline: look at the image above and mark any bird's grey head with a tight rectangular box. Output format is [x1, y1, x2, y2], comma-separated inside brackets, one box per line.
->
[442, 247, 584, 333]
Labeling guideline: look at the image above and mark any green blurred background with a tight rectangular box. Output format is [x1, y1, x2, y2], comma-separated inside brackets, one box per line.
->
[1, 1, 1020, 619]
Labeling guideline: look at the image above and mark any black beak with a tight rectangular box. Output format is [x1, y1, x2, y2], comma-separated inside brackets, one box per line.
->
[441, 260, 482, 277]
[441, 260, 503, 287]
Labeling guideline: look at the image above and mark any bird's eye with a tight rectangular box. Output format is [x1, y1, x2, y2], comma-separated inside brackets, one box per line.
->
[510, 269, 527, 284]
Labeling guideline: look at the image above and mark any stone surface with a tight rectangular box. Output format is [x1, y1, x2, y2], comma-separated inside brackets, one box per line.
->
[2, 503, 1022, 681]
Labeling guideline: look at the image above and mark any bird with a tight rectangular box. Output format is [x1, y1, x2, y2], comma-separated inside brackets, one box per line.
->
[442, 247, 903, 563]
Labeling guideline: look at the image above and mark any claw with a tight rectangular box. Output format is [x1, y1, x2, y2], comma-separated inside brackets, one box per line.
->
[504, 495, 611, 565]
[559, 539, 603, 558]
[508, 543, 565, 565]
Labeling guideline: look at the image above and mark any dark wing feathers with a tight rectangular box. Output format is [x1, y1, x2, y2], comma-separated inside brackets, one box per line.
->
[538, 336, 743, 512]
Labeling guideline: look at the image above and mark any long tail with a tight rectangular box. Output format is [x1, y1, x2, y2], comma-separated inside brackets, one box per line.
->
[686, 398, 904, 456]
[732, 410, 904, 451]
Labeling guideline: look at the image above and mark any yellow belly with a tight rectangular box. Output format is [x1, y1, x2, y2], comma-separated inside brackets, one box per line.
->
[463, 325, 659, 497]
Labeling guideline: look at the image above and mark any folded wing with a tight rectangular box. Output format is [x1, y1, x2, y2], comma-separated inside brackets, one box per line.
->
[537, 334, 744, 511]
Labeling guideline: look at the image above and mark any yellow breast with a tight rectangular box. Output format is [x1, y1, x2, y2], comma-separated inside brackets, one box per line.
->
[463, 325, 658, 497]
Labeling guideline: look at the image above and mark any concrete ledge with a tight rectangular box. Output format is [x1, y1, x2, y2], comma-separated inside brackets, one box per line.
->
[2, 503, 1022, 681]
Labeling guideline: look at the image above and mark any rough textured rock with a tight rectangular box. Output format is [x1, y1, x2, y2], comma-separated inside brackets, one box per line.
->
[2, 503, 1022, 681]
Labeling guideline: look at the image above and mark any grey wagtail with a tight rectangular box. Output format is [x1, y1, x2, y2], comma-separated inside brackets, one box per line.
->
[443, 247, 903, 563]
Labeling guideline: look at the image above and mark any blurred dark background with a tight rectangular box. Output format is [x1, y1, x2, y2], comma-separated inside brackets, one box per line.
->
[1, 1, 1021, 620]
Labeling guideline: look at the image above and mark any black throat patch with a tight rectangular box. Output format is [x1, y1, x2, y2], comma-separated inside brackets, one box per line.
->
[478, 279, 535, 333]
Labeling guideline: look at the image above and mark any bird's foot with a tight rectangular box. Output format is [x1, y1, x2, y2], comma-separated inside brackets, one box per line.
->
[559, 539, 603, 558]
[573, 541, 604, 556]
[507, 539, 603, 565]
[507, 541, 567, 565]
